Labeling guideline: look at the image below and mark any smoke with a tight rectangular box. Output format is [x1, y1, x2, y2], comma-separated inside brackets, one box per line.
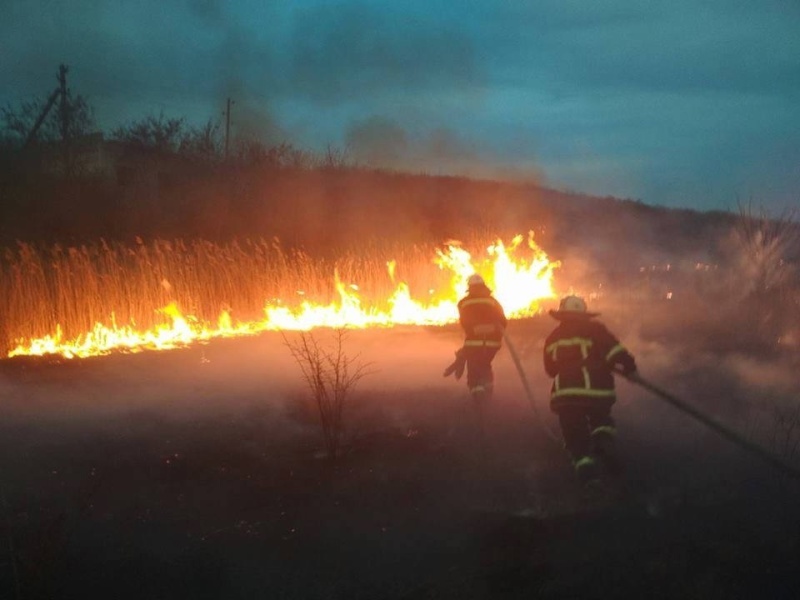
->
[0, 0, 545, 182]
[345, 118, 476, 171]
[345, 116, 409, 165]
[287, 3, 480, 104]
[226, 91, 287, 148]
[1, 299, 797, 505]
[0, 327, 460, 428]
[344, 115, 545, 186]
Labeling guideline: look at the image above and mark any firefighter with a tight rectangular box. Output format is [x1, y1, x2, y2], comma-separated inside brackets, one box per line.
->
[444, 274, 508, 404]
[543, 295, 637, 490]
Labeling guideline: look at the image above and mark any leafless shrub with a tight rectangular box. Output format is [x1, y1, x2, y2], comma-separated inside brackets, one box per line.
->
[767, 403, 800, 468]
[734, 200, 800, 347]
[735, 200, 798, 293]
[746, 401, 800, 488]
[282, 329, 373, 460]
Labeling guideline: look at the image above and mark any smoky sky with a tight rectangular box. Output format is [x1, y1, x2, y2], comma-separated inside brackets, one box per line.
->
[2, 0, 799, 212]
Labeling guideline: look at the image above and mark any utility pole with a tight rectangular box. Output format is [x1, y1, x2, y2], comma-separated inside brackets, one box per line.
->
[223, 97, 234, 160]
[23, 64, 69, 150]
[57, 64, 72, 175]
[57, 64, 69, 142]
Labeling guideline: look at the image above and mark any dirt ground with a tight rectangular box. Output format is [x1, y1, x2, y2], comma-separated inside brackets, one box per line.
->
[0, 310, 799, 599]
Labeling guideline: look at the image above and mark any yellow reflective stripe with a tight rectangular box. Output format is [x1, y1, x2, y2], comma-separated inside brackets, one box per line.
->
[582, 366, 590, 388]
[552, 388, 616, 398]
[546, 337, 593, 359]
[554, 373, 560, 391]
[464, 339, 501, 347]
[574, 456, 595, 469]
[591, 425, 617, 437]
[460, 298, 496, 308]
[606, 344, 626, 362]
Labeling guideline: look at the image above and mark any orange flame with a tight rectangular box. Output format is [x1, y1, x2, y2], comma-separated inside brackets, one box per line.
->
[8, 233, 559, 359]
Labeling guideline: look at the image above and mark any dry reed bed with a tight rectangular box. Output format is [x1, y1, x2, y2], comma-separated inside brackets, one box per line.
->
[0, 236, 490, 354]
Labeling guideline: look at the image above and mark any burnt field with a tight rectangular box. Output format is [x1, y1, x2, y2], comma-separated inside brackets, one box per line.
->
[0, 304, 798, 600]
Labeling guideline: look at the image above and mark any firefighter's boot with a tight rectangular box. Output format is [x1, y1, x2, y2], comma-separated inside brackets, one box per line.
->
[469, 383, 492, 451]
[591, 426, 623, 480]
[573, 455, 601, 489]
[469, 381, 493, 404]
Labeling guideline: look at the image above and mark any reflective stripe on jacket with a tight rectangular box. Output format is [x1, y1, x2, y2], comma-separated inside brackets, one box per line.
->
[457, 287, 507, 347]
[543, 318, 635, 408]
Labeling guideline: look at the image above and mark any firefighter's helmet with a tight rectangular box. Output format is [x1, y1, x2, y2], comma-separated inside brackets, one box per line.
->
[467, 274, 486, 287]
[548, 295, 599, 320]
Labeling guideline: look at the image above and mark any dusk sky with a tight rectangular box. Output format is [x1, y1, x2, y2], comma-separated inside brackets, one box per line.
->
[3, 0, 799, 213]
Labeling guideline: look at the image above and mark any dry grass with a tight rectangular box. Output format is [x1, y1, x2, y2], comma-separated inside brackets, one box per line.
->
[0, 234, 495, 354]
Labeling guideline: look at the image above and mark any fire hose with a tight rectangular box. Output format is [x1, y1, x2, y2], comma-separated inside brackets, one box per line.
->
[613, 367, 800, 482]
[503, 335, 800, 481]
[503, 334, 561, 443]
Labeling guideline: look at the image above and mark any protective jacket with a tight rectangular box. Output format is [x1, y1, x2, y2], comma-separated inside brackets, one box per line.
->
[457, 284, 507, 348]
[543, 318, 636, 410]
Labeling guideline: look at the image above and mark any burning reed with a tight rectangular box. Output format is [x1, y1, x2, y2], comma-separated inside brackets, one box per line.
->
[0, 233, 556, 358]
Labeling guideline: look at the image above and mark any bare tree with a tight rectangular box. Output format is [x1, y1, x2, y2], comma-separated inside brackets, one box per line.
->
[233, 139, 312, 169]
[266, 142, 313, 170]
[179, 119, 223, 163]
[317, 143, 354, 170]
[283, 329, 373, 460]
[736, 200, 799, 295]
[734, 200, 800, 348]
[110, 112, 185, 153]
[1, 93, 95, 147]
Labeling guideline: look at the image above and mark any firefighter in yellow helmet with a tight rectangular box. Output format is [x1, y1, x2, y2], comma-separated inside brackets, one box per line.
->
[444, 274, 508, 403]
[543, 295, 637, 490]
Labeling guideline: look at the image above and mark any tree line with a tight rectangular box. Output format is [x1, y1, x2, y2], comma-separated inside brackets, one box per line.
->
[0, 89, 380, 247]
[0, 89, 352, 172]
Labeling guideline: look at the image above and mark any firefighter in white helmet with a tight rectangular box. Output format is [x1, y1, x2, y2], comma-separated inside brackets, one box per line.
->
[443, 274, 508, 404]
[543, 295, 637, 490]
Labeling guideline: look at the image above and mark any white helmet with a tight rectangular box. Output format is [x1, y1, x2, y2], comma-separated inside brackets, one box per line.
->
[559, 295, 587, 313]
[467, 274, 485, 287]
[549, 295, 599, 319]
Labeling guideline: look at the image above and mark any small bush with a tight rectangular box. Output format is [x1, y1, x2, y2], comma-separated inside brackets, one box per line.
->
[283, 329, 373, 460]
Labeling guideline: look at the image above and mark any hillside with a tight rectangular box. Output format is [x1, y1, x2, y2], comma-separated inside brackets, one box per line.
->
[0, 152, 739, 253]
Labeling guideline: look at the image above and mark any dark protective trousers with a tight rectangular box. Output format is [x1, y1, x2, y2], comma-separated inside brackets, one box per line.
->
[464, 346, 499, 395]
[554, 403, 619, 481]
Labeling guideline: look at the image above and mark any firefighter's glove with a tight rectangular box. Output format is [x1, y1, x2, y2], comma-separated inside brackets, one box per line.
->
[625, 368, 640, 381]
[618, 356, 638, 377]
[443, 349, 466, 380]
[612, 362, 638, 381]
[618, 364, 639, 381]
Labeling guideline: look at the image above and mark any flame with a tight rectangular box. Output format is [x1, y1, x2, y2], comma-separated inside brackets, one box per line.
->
[8, 232, 559, 359]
